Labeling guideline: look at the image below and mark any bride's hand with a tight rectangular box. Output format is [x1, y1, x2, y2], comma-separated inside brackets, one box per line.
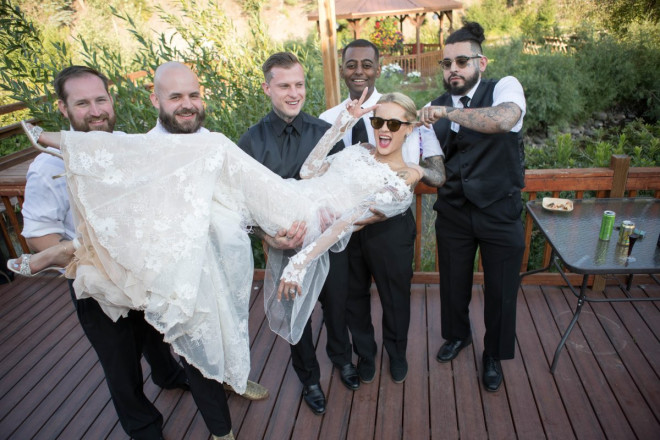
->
[346, 87, 378, 120]
[277, 279, 301, 301]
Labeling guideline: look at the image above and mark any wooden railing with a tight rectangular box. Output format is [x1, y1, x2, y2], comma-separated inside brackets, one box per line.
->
[413, 155, 660, 285]
[0, 152, 658, 285]
[381, 50, 442, 77]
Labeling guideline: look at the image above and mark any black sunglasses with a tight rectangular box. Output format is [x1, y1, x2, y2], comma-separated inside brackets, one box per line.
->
[438, 54, 483, 70]
[369, 117, 412, 132]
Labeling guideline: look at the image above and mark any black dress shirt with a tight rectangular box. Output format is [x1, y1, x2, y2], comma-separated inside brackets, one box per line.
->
[237, 111, 342, 179]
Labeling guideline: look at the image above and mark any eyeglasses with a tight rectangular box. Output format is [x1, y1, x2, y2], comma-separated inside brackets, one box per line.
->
[369, 117, 412, 132]
[438, 55, 483, 71]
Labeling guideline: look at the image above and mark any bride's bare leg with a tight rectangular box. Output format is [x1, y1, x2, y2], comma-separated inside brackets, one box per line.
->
[37, 131, 62, 148]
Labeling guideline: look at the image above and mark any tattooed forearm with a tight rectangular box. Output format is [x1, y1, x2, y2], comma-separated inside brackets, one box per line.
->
[447, 102, 521, 134]
[420, 155, 446, 188]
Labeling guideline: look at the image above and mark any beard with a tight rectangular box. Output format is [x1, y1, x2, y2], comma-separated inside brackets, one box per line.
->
[159, 106, 206, 134]
[443, 69, 480, 96]
[70, 112, 116, 133]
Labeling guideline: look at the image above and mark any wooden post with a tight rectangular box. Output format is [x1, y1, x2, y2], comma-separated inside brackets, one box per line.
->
[437, 12, 444, 46]
[347, 18, 369, 39]
[593, 154, 631, 291]
[317, 0, 340, 109]
[609, 154, 631, 197]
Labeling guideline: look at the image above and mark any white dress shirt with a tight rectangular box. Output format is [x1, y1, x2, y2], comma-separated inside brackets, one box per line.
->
[21, 149, 76, 240]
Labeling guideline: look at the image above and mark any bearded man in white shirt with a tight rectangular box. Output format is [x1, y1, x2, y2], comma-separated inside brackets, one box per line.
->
[20, 65, 189, 440]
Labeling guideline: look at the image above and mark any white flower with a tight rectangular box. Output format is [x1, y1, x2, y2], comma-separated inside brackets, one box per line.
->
[91, 215, 118, 237]
[407, 71, 421, 78]
[102, 170, 124, 185]
[94, 149, 114, 168]
[383, 63, 403, 74]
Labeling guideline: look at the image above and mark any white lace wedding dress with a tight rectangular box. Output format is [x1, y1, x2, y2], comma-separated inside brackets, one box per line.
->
[60, 111, 413, 391]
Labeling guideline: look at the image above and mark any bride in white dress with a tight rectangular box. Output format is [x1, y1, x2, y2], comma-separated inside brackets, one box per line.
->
[16, 91, 430, 392]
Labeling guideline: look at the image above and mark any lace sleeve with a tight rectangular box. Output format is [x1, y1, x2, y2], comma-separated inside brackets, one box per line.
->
[280, 201, 367, 285]
[281, 178, 411, 287]
[299, 110, 357, 179]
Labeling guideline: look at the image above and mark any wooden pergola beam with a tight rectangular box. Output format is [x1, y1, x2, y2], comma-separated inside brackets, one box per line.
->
[317, 0, 341, 109]
[346, 17, 369, 39]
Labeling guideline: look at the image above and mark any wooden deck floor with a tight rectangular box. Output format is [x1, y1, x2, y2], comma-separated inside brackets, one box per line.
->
[0, 274, 658, 439]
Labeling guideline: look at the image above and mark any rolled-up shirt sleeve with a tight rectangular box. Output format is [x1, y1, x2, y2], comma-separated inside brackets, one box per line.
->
[21, 153, 75, 240]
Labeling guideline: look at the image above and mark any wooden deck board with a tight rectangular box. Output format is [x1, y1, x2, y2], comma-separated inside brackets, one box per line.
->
[0, 276, 659, 439]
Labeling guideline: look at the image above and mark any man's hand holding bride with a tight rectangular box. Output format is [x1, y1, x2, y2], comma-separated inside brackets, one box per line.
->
[262, 221, 307, 250]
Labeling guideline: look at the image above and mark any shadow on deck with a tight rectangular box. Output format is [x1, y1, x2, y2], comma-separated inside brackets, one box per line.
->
[0, 275, 658, 439]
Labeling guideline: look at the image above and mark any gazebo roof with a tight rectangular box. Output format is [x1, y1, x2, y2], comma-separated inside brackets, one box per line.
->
[308, 0, 464, 21]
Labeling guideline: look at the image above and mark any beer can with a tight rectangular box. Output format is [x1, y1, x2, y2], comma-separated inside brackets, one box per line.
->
[599, 210, 616, 240]
[594, 239, 608, 265]
[617, 220, 635, 246]
[614, 243, 629, 264]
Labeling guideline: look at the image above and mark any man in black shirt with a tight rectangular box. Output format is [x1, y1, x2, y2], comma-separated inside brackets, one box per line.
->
[238, 52, 356, 415]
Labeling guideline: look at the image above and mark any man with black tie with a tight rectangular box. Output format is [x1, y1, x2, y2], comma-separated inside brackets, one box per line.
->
[320, 39, 445, 384]
[238, 52, 353, 415]
[419, 22, 527, 392]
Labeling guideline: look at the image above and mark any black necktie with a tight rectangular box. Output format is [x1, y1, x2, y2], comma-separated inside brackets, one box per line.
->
[460, 96, 471, 108]
[281, 124, 295, 157]
[351, 117, 369, 144]
[283, 125, 294, 149]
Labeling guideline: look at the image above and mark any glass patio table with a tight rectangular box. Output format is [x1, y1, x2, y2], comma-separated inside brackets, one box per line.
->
[522, 197, 660, 372]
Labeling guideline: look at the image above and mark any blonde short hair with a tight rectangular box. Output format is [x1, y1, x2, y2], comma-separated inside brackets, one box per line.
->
[376, 92, 417, 123]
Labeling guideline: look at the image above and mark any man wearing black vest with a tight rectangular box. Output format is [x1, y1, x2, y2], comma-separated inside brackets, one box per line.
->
[419, 22, 526, 392]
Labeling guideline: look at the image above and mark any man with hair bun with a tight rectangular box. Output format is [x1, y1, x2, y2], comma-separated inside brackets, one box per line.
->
[419, 21, 527, 392]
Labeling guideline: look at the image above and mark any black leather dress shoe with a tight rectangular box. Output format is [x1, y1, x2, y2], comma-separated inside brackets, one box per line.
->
[302, 383, 326, 415]
[338, 363, 360, 390]
[436, 338, 472, 363]
[357, 357, 376, 383]
[482, 354, 503, 392]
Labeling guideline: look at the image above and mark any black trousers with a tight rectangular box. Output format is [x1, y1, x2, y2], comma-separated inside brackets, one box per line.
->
[180, 358, 232, 437]
[290, 248, 352, 385]
[435, 195, 525, 360]
[69, 282, 185, 439]
[346, 210, 416, 365]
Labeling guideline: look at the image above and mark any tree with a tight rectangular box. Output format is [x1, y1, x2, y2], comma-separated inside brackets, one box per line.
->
[598, 0, 659, 34]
